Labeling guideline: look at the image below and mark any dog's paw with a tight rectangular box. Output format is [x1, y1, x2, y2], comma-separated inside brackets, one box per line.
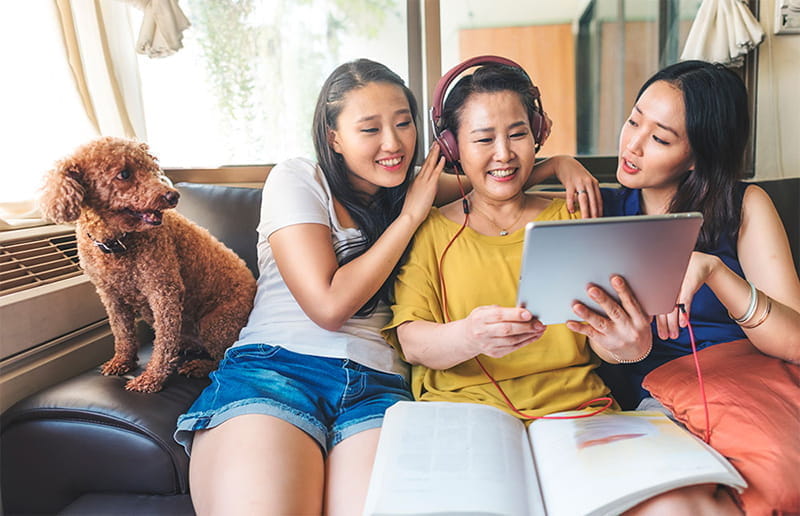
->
[101, 356, 137, 376]
[178, 359, 217, 378]
[124, 373, 166, 393]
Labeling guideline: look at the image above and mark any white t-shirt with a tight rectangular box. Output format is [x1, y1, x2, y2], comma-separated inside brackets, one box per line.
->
[235, 157, 408, 377]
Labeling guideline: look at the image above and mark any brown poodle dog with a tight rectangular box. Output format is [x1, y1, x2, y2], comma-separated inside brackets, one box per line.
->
[39, 137, 256, 393]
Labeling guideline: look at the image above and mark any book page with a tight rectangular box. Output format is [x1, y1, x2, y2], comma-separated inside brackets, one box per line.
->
[527, 411, 746, 516]
[364, 401, 546, 516]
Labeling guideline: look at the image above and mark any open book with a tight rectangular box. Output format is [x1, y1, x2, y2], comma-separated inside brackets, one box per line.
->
[364, 401, 745, 516]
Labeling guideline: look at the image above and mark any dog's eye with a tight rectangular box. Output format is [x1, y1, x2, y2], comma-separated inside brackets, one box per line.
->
[117, 169, 131, 180]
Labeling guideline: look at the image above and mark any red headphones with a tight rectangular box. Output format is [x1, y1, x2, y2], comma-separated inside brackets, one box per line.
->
[429, 55, 545, 166]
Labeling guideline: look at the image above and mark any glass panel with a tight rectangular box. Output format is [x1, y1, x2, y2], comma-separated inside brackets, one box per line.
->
[438, 0, 701, 158]
[136, 0, 408, 167]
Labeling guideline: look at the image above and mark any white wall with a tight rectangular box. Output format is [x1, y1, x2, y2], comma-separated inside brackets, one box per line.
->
[755, 0, 800, 179]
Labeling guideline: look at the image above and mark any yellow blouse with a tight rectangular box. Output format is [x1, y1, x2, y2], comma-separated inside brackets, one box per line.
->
[384, 198, 612, 419]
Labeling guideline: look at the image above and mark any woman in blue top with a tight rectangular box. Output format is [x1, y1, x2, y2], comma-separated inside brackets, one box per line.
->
[576, 60, 800, 410]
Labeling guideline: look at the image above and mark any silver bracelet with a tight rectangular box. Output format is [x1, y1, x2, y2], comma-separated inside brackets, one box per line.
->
[730, 280, 757, 324]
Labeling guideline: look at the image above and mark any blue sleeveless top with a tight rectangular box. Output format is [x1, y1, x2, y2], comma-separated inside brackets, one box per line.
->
[597, 185, 748, 408]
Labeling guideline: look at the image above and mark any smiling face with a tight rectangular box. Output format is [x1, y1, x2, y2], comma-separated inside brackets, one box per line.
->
[617, 80, 695, 199]
[455, 90, 536, 203]
[328, 81, 417, 196]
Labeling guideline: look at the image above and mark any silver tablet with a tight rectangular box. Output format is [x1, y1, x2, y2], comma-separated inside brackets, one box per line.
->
[517, 213, 703, 325]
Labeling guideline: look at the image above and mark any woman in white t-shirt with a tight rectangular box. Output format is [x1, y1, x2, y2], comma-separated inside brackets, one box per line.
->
[175, 58, 599, 515]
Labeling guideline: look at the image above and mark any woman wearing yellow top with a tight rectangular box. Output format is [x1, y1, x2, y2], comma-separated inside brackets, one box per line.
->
[383, 60, 651, 419]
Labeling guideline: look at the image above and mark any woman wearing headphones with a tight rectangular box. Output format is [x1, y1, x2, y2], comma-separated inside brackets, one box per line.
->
[176, 58, 598, 515]
[385, 58, 742, 514]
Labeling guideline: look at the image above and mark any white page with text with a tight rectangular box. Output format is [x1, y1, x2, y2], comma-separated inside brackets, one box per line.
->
[364, 402, 546, 516]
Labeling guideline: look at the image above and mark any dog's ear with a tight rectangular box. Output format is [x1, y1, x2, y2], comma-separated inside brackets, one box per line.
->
[39, 157, 85, 223]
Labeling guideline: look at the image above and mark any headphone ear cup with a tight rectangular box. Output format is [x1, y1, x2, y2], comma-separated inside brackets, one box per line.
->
[437, 129, 460, 165]
[531, 111, 544, 146]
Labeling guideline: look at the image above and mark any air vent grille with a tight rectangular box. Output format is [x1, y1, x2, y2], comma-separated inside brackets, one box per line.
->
[0, 230, 82, 296]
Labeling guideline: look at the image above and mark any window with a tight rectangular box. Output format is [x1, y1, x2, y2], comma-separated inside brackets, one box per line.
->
[0, 3, 96, 208]
[0, 0, 759, 213]
[135, 0, 409, 167]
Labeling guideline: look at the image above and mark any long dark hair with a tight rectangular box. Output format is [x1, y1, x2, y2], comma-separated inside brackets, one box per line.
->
[441, 63, 542, 149]
[312, 59, 419, 316]
[636, 60, 749, 251]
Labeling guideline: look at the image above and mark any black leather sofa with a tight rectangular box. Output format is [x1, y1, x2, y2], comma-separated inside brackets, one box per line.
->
[1, 177, 798, 515]
[1, 183, 262, 515]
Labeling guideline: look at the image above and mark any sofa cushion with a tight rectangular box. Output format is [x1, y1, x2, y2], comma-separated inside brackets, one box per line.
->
[643, 339, 800, 515]
[60, 493, 194, 515]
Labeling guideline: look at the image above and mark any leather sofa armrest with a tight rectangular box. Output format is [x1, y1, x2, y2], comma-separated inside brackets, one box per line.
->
[1, 334, 208, 514]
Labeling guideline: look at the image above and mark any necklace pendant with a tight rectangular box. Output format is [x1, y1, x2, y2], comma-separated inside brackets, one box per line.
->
[499, 230, 509, 236]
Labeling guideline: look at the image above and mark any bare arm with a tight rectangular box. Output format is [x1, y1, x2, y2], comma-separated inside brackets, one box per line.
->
[270, 145, 445, 331]
[662, 186, 800, 363]
[396, 306, 545, 369]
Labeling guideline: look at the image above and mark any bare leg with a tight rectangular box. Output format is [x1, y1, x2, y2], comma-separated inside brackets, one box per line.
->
[625, 484, 742, 516]
[324, 427, 382, 516]
[190, 414, 324, 515]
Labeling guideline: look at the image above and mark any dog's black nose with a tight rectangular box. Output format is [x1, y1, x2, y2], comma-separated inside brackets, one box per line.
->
[164, 190, 180, 206]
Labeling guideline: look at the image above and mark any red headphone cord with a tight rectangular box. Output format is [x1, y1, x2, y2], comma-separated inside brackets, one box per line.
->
[679, 304, 711, 443]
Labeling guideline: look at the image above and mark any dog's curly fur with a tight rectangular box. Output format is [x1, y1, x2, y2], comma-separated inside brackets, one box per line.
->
[39, 137, 256, 393]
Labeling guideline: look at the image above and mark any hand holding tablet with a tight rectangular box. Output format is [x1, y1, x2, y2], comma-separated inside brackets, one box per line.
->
[517, 213, 704, 325]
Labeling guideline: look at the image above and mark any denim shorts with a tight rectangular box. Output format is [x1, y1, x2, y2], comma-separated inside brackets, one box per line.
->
[174, 344, 412, 456]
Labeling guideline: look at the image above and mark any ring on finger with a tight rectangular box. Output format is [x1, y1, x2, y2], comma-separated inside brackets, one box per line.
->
[577, 190, 588, 195]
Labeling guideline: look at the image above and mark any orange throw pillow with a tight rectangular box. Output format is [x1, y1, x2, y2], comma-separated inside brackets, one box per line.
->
[643, 339, 800, 516]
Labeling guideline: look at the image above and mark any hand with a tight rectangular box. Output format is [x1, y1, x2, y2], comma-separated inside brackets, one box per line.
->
[566, 275, 652, 362]
[552, 156, 602, 218]
[462, 305, 546, 359]
[401, 142, 445, 225]
[655, 252, 723, 339]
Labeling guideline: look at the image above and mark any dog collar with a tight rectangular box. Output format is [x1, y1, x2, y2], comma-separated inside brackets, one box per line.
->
[88, 232, 128, 254]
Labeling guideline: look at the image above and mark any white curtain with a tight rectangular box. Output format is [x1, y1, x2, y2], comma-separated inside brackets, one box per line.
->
[60, 0, 148, 139]
[124, 0, 191, 58]
[681, 0, 765, 67]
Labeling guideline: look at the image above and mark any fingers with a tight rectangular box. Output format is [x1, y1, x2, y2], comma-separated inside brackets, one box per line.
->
[577, 189, 591, 218]
[655, 313, 669, 340]
[569, 181, 601, 217]
[467, 306, 547, 357]
[570, 300, 612, 336]
[608, 275, 648, 326]
[587, 181, 603, 218]
[419, 142, 445, 178]
[566, 318, 601, 340]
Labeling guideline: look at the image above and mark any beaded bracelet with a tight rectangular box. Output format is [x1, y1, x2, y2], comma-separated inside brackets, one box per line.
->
[729, 280, 757, 324]
[611, 339, 653, 364]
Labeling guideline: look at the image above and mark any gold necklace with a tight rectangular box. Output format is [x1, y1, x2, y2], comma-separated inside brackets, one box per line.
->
[468, 194, 527, 236]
